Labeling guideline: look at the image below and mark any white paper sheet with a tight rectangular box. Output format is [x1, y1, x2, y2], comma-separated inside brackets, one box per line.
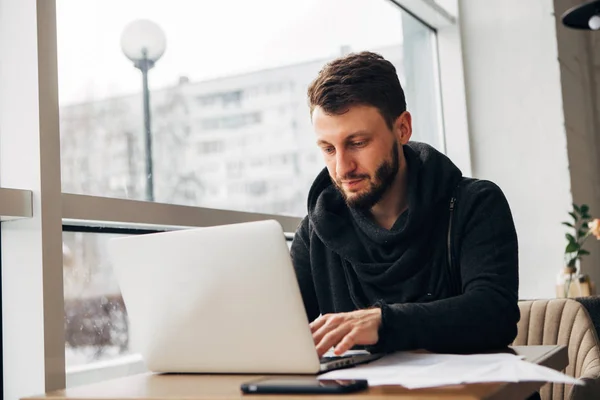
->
[319, 352, 583, 389]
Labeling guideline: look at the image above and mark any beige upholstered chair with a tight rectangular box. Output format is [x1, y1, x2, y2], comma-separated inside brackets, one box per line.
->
[513, 298, 600, 400]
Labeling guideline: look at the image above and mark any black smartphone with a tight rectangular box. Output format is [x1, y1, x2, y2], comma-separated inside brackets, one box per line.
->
[240, 377, 368, 394]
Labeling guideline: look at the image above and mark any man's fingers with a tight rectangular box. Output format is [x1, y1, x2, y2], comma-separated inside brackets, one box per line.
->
[315, 325, 351, 358]
[309, 315, 328, 333]
[312, 315, 343, 344]
[333, 330, 356, 355]
[311, 309, 382, 358]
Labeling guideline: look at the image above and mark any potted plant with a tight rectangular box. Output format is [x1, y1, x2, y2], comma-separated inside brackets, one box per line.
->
[560, 204, 600, 297]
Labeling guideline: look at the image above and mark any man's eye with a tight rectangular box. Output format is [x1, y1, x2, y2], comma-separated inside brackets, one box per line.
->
[351, 141, 366, 147]
[323, 147, 335, 154]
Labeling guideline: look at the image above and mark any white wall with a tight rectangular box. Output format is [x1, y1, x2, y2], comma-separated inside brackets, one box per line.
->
[458, 0, 573, 298]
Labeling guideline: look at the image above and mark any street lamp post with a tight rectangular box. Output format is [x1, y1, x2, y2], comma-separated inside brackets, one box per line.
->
[120, 20, 166, 202]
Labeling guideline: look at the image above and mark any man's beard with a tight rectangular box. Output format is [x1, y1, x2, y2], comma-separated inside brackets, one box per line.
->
[334, 141, 400, 210]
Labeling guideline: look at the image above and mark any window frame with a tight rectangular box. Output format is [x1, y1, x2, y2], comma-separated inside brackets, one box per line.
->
[0, 0, 469, 397]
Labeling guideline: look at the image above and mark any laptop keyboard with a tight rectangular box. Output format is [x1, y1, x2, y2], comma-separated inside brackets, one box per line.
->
[319, 354, 355, 363]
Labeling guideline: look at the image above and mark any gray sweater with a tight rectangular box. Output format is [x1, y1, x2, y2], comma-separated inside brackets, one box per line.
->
[290, 142, 519, 353]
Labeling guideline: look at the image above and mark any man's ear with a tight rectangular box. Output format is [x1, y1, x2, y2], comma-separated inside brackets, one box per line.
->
[393, 111, 412, 144]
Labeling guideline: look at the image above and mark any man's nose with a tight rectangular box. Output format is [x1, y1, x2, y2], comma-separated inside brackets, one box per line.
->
[336, 151, 356, 179]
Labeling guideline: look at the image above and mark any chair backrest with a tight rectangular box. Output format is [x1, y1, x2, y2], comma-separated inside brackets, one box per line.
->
[574, 296, 600, 341]
[514, 298, 600, 400]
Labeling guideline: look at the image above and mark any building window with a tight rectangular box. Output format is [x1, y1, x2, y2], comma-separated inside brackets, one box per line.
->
[197, 140, 225, 155]
[198, 112, 262, 131]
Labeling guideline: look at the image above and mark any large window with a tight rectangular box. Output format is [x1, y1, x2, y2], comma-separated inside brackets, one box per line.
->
[1, 0, 462, 398]
[56, 0, 442, 216]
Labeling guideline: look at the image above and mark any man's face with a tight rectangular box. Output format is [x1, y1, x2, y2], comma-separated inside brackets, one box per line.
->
[313, 105, 407, 209]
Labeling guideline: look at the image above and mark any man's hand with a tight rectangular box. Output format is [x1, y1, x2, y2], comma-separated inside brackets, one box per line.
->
[310, 308, 382, 358]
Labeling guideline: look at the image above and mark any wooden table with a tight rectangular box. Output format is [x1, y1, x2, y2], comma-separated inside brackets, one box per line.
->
[27, 345, 567, 400]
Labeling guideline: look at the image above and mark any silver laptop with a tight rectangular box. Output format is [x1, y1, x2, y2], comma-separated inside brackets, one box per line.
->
[108, 219, 380, 374]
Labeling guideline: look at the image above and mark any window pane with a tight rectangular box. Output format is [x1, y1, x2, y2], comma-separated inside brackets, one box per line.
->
[63, 232, 130, 368]
[57, 0, 441, 215]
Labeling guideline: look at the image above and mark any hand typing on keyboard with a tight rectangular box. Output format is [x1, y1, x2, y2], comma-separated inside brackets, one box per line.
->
[310, 308, 382, 358]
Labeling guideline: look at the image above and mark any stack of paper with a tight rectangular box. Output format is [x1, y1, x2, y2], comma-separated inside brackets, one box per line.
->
[320, 352, 582, 389]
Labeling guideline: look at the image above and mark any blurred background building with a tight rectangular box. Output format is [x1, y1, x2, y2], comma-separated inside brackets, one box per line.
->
[60, 45, 404, 216]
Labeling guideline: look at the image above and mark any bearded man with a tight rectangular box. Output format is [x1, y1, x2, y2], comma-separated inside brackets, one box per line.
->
[291, 51, 519, 358]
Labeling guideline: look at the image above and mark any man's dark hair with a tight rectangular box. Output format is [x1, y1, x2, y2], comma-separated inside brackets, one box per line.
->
[307, 51, 407, 130]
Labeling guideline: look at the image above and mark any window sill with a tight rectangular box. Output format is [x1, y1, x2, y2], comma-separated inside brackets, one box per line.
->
[66, 354, 147, 388]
